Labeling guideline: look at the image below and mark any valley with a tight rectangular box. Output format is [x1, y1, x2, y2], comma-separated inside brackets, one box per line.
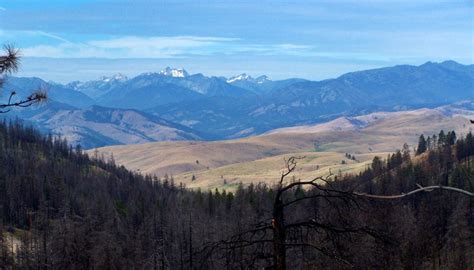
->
[93, 101, 474, 190]
[3, 61, 473, 189]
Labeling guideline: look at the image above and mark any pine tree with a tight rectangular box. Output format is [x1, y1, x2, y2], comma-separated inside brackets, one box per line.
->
[416, 134, 427, 155]
[447, 131, 457, 146]
[438, 130, 447, 147]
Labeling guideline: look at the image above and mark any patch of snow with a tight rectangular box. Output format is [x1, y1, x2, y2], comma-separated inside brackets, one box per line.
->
[227, 73, 251, 83]
[227, 73, 271, 84]
[99, 73, 128, 83]
[159, 67, 189, 78]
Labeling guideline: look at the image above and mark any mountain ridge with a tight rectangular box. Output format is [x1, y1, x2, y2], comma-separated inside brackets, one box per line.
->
[3, 60, 473, 147]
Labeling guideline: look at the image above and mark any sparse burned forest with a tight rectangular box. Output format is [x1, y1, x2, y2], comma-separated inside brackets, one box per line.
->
[0, 120, 472, 269]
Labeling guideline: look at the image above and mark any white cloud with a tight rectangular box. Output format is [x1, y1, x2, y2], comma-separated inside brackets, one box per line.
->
[88, 36, 238, 49]
[18, 31, 463, 63]
[20, 35, 316, 59]
[21, 36, 215, 58]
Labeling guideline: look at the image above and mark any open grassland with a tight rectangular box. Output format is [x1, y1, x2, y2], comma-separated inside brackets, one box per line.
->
[176, 151, 388, 191]
[92, 107, 473, 190]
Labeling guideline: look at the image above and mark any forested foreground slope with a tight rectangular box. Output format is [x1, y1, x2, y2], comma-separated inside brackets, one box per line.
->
[0, 120, 473, 269]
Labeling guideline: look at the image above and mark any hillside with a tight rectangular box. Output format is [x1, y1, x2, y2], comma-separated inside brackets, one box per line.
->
[9, 104, 205, 148]
[93, 101, 474, 189]
[2, 76, 95, 108]
[1, 119, 472, 269]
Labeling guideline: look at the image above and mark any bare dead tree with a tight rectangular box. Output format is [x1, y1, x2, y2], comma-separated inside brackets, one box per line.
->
[270, 157, 380, 269]
[0, 44, 47, 113]
[197, 157, 381, 269]
[200, 156, 474, 270]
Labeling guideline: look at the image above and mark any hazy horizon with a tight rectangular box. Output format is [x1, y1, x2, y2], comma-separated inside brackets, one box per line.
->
[13, 57, 472, 84]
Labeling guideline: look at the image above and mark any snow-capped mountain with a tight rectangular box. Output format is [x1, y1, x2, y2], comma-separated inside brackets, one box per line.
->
[255, 75, 271, 84]
[227, 73, 252, 83]
[225, 73, 283, 93]
[159, 67, 189, 78]
[67, 73, 128, 99]
[95, 71, 256, 109]
[226, 73, 270, 84]
[99, 73, 128, 82]
[69, 73, 128, 88]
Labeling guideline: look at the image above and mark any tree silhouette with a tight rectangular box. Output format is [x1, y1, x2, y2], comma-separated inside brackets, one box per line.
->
[416, 134, 427, 155]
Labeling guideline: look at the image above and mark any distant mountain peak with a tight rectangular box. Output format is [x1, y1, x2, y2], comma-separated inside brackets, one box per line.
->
[159, 67, 189, 78]
[227, 73, 251, 83]
[99, 73, 128, 83]
[255, 75, 271, 84]
[226, 73, 271, 84]
[441, 60, 459, 65]
[440, 60, 465, 70]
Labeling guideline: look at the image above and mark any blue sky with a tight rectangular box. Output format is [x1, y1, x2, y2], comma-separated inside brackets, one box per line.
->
[0, 0, 473, 82]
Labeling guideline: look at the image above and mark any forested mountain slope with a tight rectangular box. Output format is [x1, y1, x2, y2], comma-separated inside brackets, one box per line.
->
[0, 121, 473, 269]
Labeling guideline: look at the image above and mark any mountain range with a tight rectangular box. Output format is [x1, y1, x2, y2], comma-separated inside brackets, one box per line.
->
[2, 60, 473, 148]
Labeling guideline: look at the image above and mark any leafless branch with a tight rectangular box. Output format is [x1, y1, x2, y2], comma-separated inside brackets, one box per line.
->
[353, 184, 474, 199]
[279, 156, 304, 185]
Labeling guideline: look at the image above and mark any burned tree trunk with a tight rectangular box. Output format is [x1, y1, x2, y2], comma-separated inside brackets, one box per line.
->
[272, 194, 286, 270]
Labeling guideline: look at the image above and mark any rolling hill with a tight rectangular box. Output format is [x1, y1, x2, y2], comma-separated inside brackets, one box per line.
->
[92, 101, 474, 190]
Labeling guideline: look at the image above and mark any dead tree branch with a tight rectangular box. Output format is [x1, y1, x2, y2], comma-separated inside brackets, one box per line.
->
[354, 184, 474, 199]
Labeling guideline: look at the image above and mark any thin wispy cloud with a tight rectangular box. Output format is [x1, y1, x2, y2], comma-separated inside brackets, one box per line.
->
[20, 35, 316, 59]
[0, 30, 73, 44]
[0, 6, 6, 11]
[32, 31, 73, 44]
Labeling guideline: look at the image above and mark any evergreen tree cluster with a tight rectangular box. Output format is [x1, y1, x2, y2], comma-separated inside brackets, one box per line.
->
[417, 130, 458, 155]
